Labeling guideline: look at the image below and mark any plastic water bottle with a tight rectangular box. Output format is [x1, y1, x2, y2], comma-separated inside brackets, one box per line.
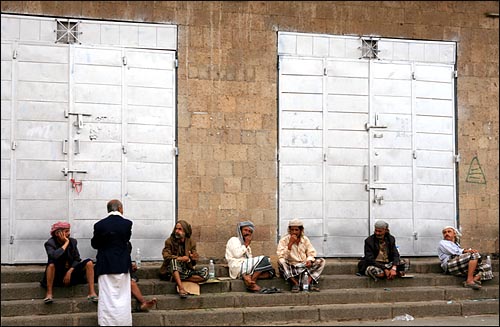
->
[135, 248, 141, 269]
[208, 259, 215, 279]
[396, 245, 400, 255]
[302, 271, 309, 292]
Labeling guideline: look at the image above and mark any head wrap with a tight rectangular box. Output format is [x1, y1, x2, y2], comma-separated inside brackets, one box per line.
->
[237, 221, 255, 244]
[50, 221, 70, 236]
[374, 220, 389, 229]
[442, 225, 461, 244]
[288, 219, 304, 227]
[171, 220, 192, 239]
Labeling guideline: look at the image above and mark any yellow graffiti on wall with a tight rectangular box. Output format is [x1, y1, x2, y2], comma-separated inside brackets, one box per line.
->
[465, 156, 486, 184]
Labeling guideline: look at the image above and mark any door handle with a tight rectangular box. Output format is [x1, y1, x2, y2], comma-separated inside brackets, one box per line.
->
[74, 139, 80, 155]
[62, 139, 68, 154]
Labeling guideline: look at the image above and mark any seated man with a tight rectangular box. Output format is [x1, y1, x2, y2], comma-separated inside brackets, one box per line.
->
[225, 221, 275, 292]
[277, 219, 325, 292]
[357, 220, 409, 282]
[159, 220, 209, 298]
[40, 221, 98, 304]
[438, 226, 493, 290]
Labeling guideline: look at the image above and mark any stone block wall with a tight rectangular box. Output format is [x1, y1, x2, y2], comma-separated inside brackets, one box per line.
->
[1, 1, 498, 259]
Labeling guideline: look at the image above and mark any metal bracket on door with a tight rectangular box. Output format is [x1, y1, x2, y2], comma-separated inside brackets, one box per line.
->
[365, 114, 387, 131]
[365, 184, 387, 191]
[373, 165, 379, 181]
[61, 168, 87, 176]
[413, 231, 418, 240]
[64, 110, 91, 134]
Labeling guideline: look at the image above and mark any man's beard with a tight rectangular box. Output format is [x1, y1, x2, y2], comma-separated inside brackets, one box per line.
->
[175, 232, 185, 239]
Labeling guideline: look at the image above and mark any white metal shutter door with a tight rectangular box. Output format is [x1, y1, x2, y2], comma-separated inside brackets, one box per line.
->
[13, 43, 70, 263]
[1, 41, 14, 263]
[279, 56, 325, 254]
[325, 59, 370, 256]
[413, 64, 456, 255]
[369, 62, 415, 255]
[70, 45, 124, 257]
[123, 49, 176, 260]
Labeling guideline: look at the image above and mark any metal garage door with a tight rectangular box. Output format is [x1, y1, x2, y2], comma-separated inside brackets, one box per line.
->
[1, 15, 177, 263]
[278, 33, 456, 257]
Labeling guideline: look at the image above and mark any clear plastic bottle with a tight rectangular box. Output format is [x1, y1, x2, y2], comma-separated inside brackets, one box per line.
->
[208, 259, 215, 279]
[135, 248, 141, 269]
[302, 271, 309, 292]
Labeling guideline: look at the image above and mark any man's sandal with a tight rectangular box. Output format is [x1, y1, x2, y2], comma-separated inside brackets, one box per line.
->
[178, 289, 189, 299]
[463, 281, 481, 290]
[43, 297, 53, 304]
[291, 284, 300, 293]
[87, 295, 99, 303]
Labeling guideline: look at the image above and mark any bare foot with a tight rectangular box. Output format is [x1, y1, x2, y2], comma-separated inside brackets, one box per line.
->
[140, 298, 157, 311]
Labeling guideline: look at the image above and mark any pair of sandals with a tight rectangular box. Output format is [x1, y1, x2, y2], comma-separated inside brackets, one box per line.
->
[247, 286, 282, 294]
[43, 294, 99, 304]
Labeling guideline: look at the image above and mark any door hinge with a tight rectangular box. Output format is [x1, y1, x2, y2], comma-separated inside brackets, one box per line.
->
[10, 235, 14, 244]
[122, 56, 127, 66]
[323, 67, 327, 76]
[174, 59, 178, 68]
[173, 146, 179, 156]
[453, 70, 458, 78]
[12, 50, 18, 59]
[413, 150, 417, 159]
[454, 153, 461, 163]
[277, 59, 280, 71]
[122, 145, 127, 154]
[11, 141, 17, 150]
[411, 71, 416, 80]
[413, 231, 418, 240]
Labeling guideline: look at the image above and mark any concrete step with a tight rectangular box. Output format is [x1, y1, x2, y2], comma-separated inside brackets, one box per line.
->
[2, 272, 498, 301]
[1, 298, 498, 326]
[0, 257, 459, 283]
[2, 258, 497, 326]
[1, 284, 498, 317]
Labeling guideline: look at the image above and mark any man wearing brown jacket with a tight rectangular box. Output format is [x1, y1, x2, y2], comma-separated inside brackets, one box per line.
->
[159, 220, 209, 298]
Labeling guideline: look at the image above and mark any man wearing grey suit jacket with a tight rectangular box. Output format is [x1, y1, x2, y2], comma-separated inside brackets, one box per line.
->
[91, 199, 133, 326]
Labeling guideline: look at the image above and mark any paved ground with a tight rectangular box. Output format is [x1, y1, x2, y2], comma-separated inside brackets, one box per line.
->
[271, 314, 499, 326]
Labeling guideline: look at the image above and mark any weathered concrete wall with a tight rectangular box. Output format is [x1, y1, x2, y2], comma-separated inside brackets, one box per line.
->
[1, 1, 498, 259]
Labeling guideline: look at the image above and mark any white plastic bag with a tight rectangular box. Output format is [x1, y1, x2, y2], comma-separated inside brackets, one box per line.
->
[392, 313, 414, 321]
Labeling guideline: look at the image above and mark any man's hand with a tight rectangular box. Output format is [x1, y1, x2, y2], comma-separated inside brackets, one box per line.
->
[244, 234, 252, 247]
[385, 268, 397, 280]
[288, 234, 299, 249]
[189, 251, 199, 261]
[305, 260, 312, 268]
[131, 262, 138, 272]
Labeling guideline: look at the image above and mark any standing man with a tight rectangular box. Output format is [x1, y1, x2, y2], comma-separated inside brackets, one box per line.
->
[159, 220, 209, 298]
[357, 220, 408, 281]
[277, 219, 325, 292]
[41, 221, 98, 304]
[225, 221, 275, 292]
[91, 199, 133, 326]
[438, 226, 493, 290]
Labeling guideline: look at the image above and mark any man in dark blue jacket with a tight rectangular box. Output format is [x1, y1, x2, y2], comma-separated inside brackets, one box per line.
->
[91, 199, 133, 326]
[357, 220, 408, 281]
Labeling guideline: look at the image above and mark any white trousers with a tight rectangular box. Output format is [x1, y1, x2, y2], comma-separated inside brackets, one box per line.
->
[97, 273, 132, 326]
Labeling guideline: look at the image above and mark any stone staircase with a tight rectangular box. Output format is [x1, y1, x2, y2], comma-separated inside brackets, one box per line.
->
[1, 258, 498, 326]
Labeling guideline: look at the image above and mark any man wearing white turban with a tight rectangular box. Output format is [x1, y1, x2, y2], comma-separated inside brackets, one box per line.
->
[438, 226, 493, 290]
[276, 219, 325, 292]
[225, 221, 275, 292]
